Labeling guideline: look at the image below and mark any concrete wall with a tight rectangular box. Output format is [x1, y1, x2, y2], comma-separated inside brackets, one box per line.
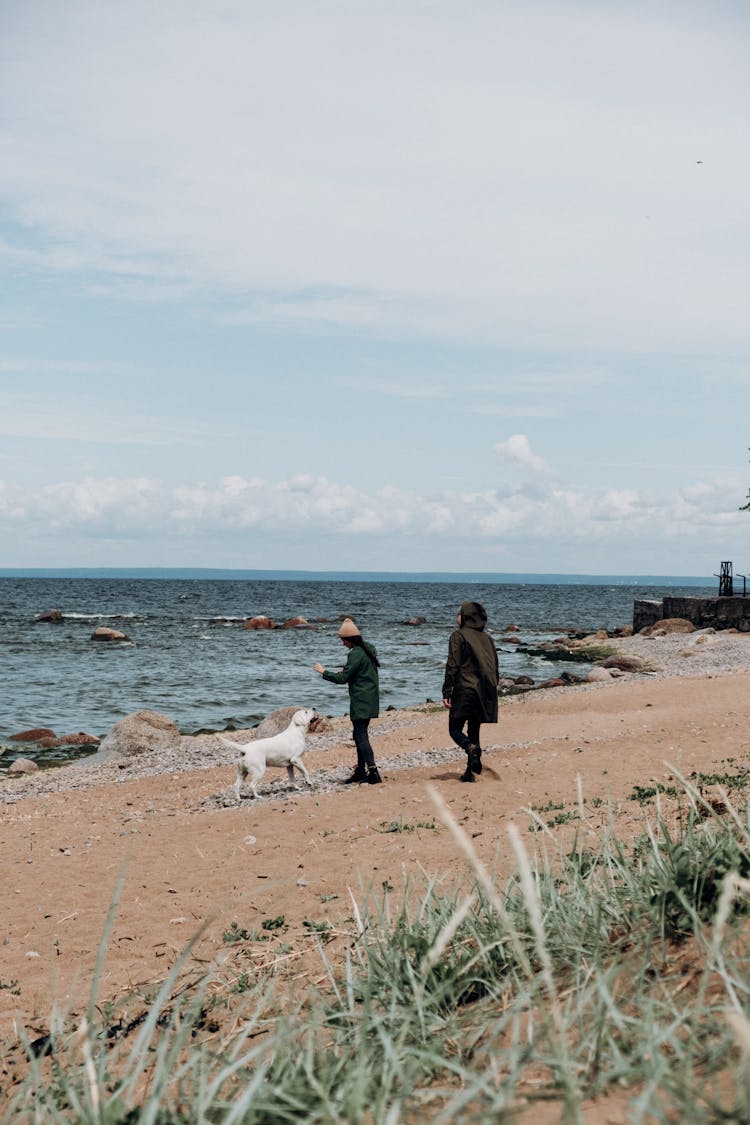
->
[633, 600, 663, 633]
[633, 596, 750, 633]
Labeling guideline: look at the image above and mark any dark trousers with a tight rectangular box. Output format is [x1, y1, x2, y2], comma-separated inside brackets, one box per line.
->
[448, 714, 481, 753]
[352, 718, 376, 769]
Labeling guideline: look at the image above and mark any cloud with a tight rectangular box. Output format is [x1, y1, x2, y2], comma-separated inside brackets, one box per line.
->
[2, 461, 747, 570]
[0, 387, 228, 447]
[494, 434, 553, 477]
[327, 376, 450, 400]
[222, 294, 394, 330]
[1, 3, 749, 350]
[589, 489, 655, 523]
[2, 3, 749, 573]
[467, 404, 559, 419]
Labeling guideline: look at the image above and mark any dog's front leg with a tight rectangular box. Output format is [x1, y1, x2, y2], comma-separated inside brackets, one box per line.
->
[293, 758, 313, 787]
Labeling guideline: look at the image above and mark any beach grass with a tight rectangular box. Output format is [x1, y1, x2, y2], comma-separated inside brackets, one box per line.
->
[5, 776, 750, 1122]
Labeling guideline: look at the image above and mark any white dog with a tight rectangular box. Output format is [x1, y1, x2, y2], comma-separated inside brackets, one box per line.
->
[216, 707, 317, 800]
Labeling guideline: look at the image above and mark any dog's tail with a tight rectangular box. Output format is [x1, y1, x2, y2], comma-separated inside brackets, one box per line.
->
[215, 733, 248, 753]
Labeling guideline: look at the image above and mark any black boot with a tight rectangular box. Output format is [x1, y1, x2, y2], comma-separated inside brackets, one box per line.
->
[459, 764, 476, 782]
[345, 765, 368, 784]
[468, 744, 482, 775]
[366, 767, 382, 785]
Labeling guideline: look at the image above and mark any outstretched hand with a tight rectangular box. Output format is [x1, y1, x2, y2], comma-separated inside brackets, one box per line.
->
[313, 663, 324, 674]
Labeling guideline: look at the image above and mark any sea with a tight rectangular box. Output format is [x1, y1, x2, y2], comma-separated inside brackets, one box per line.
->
[0, 570, 714, 772]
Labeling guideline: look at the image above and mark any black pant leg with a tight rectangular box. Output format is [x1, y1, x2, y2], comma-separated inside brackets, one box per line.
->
[449, 713, 481, 751]
[448, 716, 472, 751]
[352, 719, 376, 769]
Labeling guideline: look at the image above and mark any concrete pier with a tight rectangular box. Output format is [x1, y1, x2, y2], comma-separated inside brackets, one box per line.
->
[633, 596, 750, 634]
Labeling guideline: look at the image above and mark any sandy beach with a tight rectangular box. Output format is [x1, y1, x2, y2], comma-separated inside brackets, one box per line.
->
[3, 629, 750, 1065]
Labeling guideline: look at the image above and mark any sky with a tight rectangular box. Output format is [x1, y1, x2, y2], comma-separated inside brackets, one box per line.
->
[2, 1, 750, 577]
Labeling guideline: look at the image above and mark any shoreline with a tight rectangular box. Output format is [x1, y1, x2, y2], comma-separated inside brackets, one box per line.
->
[4, 630, 750, 805]
[3, 639, 750, 1045]
[4, 575, 720, 755]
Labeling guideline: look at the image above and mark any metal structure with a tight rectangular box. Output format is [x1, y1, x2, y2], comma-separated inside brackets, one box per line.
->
[715, 561, 734, 597]
[737, 573, 748, 597]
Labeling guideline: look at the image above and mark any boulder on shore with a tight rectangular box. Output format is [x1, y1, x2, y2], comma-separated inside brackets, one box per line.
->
[586, 667, 614, 682]
[639, 618, 695, 637]
[8, 758, 39, 775]
[581, 629, 610, 643]
[240, 706, 331, 740]
[96, 711, 180, 760]
[602, 654, 648, 673]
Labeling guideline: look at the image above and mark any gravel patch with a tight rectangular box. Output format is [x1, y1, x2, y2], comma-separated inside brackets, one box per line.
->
[0, 710, 446, 805]
[606, 629, 750, 679]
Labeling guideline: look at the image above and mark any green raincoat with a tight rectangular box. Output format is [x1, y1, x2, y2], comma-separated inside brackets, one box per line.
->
[322, 643, 380, 720]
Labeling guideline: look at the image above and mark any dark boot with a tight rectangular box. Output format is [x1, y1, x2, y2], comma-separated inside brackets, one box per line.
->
[345, 765, 368, 784]
[468, 744, 482, 775]
[459, 765, 476, 782]
[366, 767, 382, 785]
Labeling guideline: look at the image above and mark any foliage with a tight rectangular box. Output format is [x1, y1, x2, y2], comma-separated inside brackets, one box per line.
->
[221, 921, 250, 944]
[648, 814, 750, 938]
[7, 783, 750, 1121]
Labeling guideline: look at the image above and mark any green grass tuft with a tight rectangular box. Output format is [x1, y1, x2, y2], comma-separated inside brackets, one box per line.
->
[7, 778, 750, 1121]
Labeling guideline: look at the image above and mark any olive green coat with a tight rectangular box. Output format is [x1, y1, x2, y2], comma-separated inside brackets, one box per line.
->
[322, 644, 380, 720]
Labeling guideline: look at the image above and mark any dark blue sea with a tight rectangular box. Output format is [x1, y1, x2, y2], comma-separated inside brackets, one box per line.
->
[0, 572, 713, 771]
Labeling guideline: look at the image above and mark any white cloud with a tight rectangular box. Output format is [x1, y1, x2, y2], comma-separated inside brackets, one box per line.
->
[2, 462, 747, 568]
[494, 434, 553, 477]
[590, 490, 654, 523]
[2, 4, 749, 574]
[1, 3, 749, 350]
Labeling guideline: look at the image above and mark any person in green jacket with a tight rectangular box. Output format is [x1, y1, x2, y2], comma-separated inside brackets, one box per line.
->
[314, 618, 382, 785]
[442, 600, 499, 783]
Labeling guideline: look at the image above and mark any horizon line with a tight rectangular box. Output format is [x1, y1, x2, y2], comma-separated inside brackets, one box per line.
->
[0, 566, 716, 584]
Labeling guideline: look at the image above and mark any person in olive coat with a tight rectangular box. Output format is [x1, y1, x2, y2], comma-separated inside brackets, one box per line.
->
[442, 600, 499, 782]
[314, 618, 382, 785]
